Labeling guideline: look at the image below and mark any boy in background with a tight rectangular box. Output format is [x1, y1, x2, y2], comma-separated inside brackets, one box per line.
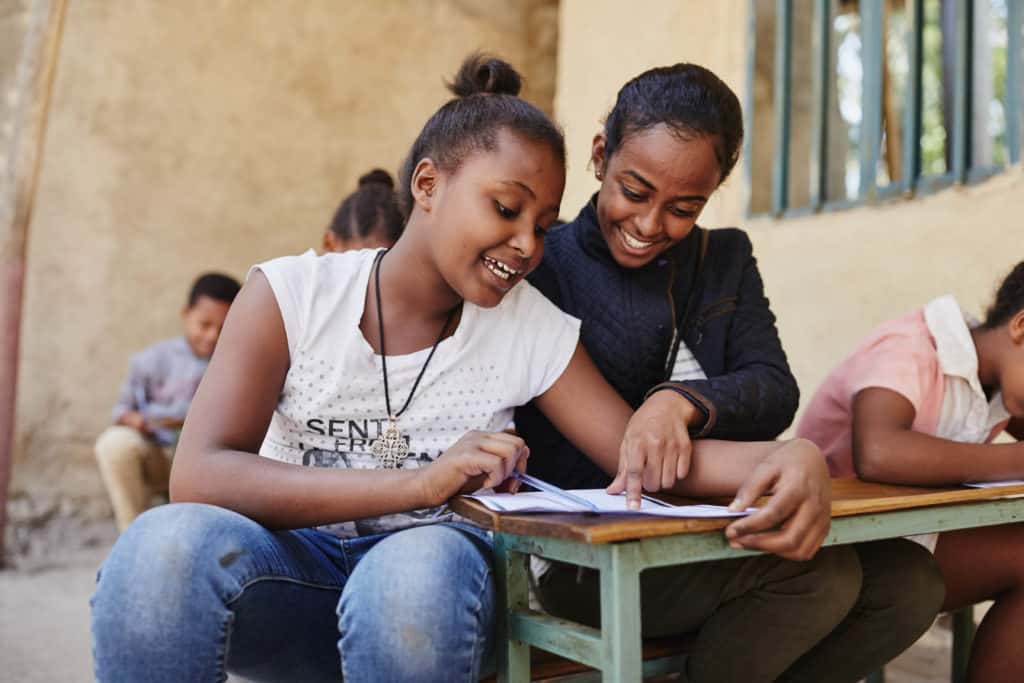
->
[94, 272, 240, 530]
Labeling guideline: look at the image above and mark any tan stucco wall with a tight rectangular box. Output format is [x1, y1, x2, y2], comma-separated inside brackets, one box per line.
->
[12, 0, 558, 526]
[1, 1, 35, 177]
[556, 0, 1023, 435]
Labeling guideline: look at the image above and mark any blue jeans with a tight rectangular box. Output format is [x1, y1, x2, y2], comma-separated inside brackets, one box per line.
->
[90, 503, 496, 682]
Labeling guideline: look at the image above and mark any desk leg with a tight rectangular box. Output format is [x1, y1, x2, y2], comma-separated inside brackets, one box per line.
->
[951, 605, 975, 683]
[600, 543, 643, 683]
[494, 533, 530, 683]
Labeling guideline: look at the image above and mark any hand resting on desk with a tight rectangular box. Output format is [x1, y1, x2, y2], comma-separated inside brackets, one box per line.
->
[723, 439, 831, 561]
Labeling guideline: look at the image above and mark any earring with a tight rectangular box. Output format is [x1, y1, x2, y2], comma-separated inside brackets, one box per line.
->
[595, 170, 603, 181]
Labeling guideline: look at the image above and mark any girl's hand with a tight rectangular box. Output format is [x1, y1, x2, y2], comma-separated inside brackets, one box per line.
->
[607, 390, 698, 509]
[723, 438, 831, 561]
[417, 431, 530, 507]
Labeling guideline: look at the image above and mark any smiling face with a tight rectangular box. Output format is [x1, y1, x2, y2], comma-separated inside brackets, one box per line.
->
[413, 128, 565, 308]
[592, 123, 722, 269]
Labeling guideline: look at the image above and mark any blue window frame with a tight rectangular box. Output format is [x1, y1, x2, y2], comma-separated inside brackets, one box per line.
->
[747, 0, 1023, 217]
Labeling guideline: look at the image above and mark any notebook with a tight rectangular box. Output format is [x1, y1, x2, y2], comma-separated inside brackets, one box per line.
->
[467, 474, 754, 518]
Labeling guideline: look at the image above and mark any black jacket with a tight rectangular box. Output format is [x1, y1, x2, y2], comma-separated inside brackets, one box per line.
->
[515, 200, 799, 489]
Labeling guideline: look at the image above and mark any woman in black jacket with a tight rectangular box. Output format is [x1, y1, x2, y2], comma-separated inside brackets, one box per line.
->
[515, 63, 944, 683]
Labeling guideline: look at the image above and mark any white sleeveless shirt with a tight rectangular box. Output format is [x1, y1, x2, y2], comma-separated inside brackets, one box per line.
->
[252, 249, 580, 538]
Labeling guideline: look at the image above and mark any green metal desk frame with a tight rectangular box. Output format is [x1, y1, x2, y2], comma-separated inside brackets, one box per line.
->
[492, 497, 1024, 683]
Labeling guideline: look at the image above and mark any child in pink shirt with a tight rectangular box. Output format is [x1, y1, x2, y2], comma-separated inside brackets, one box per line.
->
[798, 262, 1024, 683]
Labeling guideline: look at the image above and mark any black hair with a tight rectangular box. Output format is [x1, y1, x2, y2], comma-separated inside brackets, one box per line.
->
[982, 261, 1024, 329]
[603, 63, 744, 184]
[328, 169, 404, 244]
[187, 272, 241, 308]
[398, 53, 565, 217]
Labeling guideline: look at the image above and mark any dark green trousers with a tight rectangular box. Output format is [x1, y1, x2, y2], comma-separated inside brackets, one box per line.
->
[534, 539, 944, 683]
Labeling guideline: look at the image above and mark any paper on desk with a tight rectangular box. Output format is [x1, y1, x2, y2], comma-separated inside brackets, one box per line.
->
[965, 480, 1024, 488]
[467, 489, 754, 517]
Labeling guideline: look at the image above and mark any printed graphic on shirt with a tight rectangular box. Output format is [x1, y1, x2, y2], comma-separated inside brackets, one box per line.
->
[262, 353, 512, 538]
[301, 446, 445, 536]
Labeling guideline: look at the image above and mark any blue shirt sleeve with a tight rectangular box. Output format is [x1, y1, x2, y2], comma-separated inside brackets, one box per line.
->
[111, 353, 146, 424]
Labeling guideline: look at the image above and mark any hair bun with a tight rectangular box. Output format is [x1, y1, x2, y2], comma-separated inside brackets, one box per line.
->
[448, 53, 522, 98]
[358, 169, 394, 189]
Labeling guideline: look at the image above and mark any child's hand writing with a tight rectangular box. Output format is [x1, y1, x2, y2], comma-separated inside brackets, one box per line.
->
[606, 390, 696, 509]
[723, 438, 831, 561]
[418, 431, 530, 506]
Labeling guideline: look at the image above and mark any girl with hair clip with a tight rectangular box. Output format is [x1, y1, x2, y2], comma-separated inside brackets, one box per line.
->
[799, 261, 1024, 683]
[322, 169, 405, 252]
[93, 54, 832, 683]
[516, 63, 945, 682]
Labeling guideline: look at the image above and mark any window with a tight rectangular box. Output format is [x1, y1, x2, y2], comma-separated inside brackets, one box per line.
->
[746, 0, 1023, 217]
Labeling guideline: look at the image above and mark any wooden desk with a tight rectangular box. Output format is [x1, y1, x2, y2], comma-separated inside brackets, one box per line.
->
[451, 479, 1024, 683]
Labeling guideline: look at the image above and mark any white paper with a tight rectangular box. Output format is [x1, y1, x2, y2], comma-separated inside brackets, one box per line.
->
[964, 480, 1024, 488]
[466, 489, 753, 517]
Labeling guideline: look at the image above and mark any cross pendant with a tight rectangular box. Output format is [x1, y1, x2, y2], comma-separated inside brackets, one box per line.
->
[371, 418, 409, 469]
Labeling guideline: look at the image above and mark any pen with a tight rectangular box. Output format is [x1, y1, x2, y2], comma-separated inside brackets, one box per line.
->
[509, 472, 601, 514]
[640, 493, 673, 508]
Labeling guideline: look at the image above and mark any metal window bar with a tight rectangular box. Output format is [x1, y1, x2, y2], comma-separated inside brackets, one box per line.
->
[1008, 0, 1022, 165]
[951, 0, 974, 183]
[750, 0, 1017, 218]
[743, 0, 758, 212]
[772, 0, 794, 216]
[859, 0, 885, 201]
[811, 0, 833, 209]
[902, 0, 924, 194]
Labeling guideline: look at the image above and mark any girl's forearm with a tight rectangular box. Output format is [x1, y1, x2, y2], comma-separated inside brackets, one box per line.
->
[855, 429, 1024, 485]
[669, 439, 784, 497]
[170, 450, 429, 529]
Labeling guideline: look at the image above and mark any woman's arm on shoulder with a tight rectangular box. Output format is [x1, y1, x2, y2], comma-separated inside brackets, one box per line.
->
[171, 272, 438, 528]
[851, 386, 1024, 484]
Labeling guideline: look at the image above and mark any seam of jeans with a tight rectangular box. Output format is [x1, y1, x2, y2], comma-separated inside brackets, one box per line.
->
[215, 608, 234, 683]
[224, 575, 344, 608]
[466, 557, 494, 681]
[339, 536, 353, 575]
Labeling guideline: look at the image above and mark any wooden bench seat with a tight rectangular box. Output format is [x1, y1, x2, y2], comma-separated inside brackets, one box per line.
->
[480, 634, 693, 682]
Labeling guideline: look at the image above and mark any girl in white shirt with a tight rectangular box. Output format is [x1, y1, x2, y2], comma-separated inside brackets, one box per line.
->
[92, 54, 833, 683]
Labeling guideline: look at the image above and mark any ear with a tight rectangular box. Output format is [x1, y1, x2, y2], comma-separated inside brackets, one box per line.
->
[410, 158, 440, 213]
[590, 133, 608, 181]
[1009, 309, 1024, 345]
[322, 231, 340, 253]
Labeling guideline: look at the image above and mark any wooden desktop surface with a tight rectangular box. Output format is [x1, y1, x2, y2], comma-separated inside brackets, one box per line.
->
[449, 478, 1024, 544]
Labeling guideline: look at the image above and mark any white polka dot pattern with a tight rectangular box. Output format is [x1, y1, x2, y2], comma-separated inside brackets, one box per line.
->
[252, 249, 581, 538]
